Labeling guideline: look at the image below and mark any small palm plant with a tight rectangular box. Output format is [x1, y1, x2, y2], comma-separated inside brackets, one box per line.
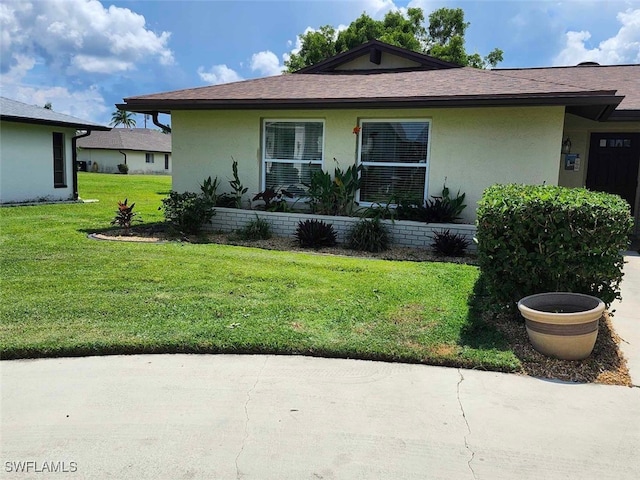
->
[111, 199, 140, 234]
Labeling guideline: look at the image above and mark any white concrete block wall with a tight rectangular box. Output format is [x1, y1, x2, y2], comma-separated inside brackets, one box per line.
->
[208, 208, 477, 252]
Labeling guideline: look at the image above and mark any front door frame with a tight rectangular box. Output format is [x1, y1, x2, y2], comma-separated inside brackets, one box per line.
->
[586, 131, 640, 236]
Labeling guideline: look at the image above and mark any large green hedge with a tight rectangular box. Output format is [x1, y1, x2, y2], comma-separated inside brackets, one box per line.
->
[476, 184, 633, 308]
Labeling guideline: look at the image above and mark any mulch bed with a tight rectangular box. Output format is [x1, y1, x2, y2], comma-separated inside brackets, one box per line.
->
[490, 311, 631, 386]
[92, 225, 631, 386]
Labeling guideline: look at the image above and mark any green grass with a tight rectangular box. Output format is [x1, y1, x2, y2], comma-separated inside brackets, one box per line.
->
[0, 172, 519, 371]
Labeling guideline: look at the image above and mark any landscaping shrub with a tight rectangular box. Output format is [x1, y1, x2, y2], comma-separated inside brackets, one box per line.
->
[252, 188, 293, 212]
[294, 219, 337, 248]
[117, 163, 129, 174]
[229, 158, 248, 208]
[390, 184, 466, 223]
[347, 218, 390, 252]
[236, 216, 272, 240]
[422, 184, 466, 223]
[476, 184, 633, 308]
[160, 191, 215, 234]
[200, 176, 221, 204]
[110, 198, 140, 233]
[305, 161, 361, 216]
[432, 229, 469, 256]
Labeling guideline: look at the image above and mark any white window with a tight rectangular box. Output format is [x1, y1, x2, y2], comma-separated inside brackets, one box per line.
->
[145, 153, 154, 163]
[357, 119, 430, 204]
[262, 120, 324, 196]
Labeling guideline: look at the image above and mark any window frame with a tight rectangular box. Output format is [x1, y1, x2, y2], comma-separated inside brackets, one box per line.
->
[356, 118, 431, 206]
[52, 132, 66, 188]
[261, 118, 325, 194]
[145, 153, 155, 164]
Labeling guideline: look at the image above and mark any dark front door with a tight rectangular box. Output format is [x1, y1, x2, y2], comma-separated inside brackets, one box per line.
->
[586, 133, 640, 214]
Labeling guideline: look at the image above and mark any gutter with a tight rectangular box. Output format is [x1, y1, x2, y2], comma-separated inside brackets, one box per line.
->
[152, 112, 171, 133]
[72, 130, 92, 200]
[118, 150, 127, 165]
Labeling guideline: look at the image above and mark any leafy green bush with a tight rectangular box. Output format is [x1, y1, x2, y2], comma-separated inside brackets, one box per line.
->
[160, 191, 216, 234]
[432, 229, 469, 256]
[347, 218, 390, 252]
[117, 163, 129, 174]
[294, 219, 337, 248]
[236, 216, 272, 240]
[476, 184, 633, 308]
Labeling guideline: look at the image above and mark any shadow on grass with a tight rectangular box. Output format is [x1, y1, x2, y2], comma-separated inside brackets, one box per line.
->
[459, 273, 512, 352]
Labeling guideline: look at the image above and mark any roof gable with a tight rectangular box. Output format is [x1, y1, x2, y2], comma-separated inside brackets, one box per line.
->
[295, 39, 462, 74]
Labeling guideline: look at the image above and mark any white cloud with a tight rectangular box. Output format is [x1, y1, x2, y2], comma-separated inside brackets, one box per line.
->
[0, 82, 110, 124]
[0, 0, 174, 76]
[554, 8, 640, 65]
[362, 0, 400, 18]
[197, 65, 243, 85]
[249, 51, 283, 76]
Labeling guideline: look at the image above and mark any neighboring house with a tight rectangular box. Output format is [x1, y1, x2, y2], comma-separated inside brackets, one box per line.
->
[0, 97, 109, 204]
[77, 128, 172, 174]
[118, 40, 640, 233]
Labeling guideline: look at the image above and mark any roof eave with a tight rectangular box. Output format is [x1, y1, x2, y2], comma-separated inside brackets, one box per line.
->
[119, 93, 623, 121]
[0, 115, 110, 131]
[605, 110, 640, 122]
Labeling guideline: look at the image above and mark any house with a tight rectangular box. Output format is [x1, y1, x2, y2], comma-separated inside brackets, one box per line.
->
[0, 97, 109, 204]
[77, 128, 172, 174]
[118, 40, 640, 235]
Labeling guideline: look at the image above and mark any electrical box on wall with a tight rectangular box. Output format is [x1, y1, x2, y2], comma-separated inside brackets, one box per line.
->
[564, 153, 580, 171]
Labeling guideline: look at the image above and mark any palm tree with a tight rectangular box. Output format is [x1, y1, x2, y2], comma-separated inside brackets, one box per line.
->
[110, 109, 137, 128]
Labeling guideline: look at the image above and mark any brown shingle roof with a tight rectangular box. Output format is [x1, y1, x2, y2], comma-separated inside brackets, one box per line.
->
[494, 65, 640, 113]
[77, 128, 171, 153]
[125, 67, 615, 104]
[120, 43, 632, 121]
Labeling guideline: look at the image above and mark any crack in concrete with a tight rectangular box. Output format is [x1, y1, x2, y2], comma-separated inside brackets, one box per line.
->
[457, 369, 478, 480]
[235, 357, 268, 479]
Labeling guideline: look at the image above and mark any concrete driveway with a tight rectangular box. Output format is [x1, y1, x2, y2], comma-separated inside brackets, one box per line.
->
[1, 354, 638, 480]
[2, 250, 640, 479]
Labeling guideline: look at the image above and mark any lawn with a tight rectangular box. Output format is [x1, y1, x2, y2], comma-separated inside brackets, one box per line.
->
[0, 173, 519, 370]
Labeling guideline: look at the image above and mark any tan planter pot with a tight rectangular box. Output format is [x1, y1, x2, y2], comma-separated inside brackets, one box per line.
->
[517, 292, 605, 361]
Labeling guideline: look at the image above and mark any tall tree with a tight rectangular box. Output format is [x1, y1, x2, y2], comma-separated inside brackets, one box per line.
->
[110, 109, 136, 128]
[285, 7, 502, 72]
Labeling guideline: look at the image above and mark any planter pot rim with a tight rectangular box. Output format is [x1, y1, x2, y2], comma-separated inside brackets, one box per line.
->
[517, 292, 605, 324]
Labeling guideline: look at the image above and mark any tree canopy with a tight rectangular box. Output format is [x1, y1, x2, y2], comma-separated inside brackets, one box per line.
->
[110, 109, 137, 128]
[285, 7, 503, 72]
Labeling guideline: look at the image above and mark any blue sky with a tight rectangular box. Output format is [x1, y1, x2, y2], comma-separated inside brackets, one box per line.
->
[1, 0, 639, 126]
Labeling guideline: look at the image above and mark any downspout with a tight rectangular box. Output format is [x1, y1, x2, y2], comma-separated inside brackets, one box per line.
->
[152, 112, 171, 133]
[118, 150, 127, 165]
[72, 130, 92, 200]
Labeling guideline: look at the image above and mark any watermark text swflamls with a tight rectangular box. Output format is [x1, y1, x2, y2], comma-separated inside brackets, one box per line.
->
[4, 461, 78, 474]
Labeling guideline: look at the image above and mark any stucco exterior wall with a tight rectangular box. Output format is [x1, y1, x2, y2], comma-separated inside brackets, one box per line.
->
[172, 106, 565, 222]
[77, 149, 171, 174]
[0, 121, 76, 203]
